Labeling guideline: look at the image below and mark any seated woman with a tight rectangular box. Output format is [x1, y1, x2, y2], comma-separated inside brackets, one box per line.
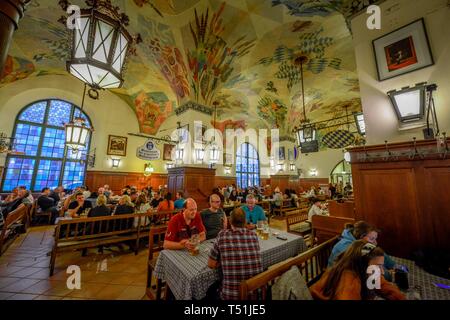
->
[307, 198, 325, 222]
[134, 193, 151, 227]
[328, 221, 398, 281]
[157, 193, 175, 212]
[310, 240, 406, 300]
[114, 195, 135, 215]
[88, 195, 111, 217]
[4, 187, 19, 203]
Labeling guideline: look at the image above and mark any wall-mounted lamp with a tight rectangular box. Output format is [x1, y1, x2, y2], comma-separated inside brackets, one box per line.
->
[289, 163, 296, 171]
[309, 168, 318, 177]
[388, 82, 439, 138]
[165, 162, 175, 170]
[144, 163, 154, 176]
[224, 166, 232, 175]
[195, 148, 205, 163]
[111, 158, 121, 168]
[354, 112, 366, 135]
[344, 151, 351, 163]
[277, 163, 284, 172]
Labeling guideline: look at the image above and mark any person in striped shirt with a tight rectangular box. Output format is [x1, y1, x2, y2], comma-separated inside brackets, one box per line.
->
[208, 207, 263, 300]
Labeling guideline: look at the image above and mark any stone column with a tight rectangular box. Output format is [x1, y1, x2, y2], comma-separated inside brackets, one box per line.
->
[0, 0, 29, 79]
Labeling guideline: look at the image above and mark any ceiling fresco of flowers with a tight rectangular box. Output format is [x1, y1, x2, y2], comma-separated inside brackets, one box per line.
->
[2, 0, 375, 143]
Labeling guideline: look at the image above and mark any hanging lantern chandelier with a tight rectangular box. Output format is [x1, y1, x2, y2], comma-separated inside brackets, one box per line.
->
[65, 84, 93, 153]
[59, 0, 140, 89]
[292, 55, 317, 147]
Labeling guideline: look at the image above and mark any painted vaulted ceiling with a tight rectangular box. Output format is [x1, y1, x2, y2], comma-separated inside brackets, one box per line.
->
[2, 0, 375, 146]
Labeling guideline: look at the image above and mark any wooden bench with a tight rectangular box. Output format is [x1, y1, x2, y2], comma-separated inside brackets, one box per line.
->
[30, 199, 53, 225]
[327, 200, 355, 219]
[0, 205, 28, 255]
[50, 213, 152, 276]
[286, 209, 311, 238]
[146, 225, 168, 300]
[273, 199, 297, 217]
[311, 215, 355, 245]
[239, 236, 339, 299]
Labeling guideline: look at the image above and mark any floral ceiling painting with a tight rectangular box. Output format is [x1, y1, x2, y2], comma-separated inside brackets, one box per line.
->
[3, 0, 371, 147]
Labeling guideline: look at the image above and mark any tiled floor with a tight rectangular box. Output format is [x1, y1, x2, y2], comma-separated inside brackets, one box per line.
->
[0, 226, 149, 300]
[0, 219, 290, 300]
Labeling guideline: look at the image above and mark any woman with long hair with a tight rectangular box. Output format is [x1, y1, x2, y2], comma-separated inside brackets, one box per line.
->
[311, 240, 405, 300]
[157, 192, 175, 212]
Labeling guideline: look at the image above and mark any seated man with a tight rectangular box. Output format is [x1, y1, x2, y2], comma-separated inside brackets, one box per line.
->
[163, 198, 206, 250]
[241, 194, 266, 230]
[67, 193, 92, 217]
[200, 194, 227, 240]
[208, 207, 263, 300]
[173, 190, 185, 209]
[37, 187, 60, 224]
[307, 198, 325, 222]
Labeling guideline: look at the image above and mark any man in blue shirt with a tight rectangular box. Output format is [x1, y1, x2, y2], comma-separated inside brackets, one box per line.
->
[174, 190, 185, 209]
[241, 194, 266, 229]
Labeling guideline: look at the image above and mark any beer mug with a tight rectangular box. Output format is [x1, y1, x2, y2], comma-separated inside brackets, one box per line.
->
[261, 221, 269, 240]
[256, 220, 264, 237]
[189, 234, 200, 256]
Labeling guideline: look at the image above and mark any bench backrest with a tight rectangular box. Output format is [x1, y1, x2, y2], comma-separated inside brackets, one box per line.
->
[239, 236, 338, 300]
[144, 210, 181, 226]
[311, 215, 355, 244]
[1, 205, 27, 233]
[286, 209, 309, 231]
[328, 200, 355, 219]
[54, 213, 148, 243]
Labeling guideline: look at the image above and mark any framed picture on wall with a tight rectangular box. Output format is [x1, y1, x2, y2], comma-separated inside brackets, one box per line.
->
[194, 122, 206, 143]
[373, 18, 434, 81]
[178, 124, 189, 144]
[278, 146, 285, 160]
[107, 135, 127, 156]
[163, 144, 175, 160]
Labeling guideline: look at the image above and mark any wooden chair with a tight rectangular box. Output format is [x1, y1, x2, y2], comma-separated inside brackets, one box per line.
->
[146, 225, 168, 300]
[0, 205, 27, 255]
[239, 236, 339, 299]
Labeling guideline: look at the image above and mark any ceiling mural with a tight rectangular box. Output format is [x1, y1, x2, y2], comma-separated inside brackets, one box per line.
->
[2, 0, 368, 148]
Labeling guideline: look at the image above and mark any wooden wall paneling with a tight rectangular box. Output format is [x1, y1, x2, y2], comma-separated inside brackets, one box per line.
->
[214, 176, 236, 188]
[416, 162, 450, 252]
[312, 215, 355, 244]
[353, 166, 422, 258]
[350, 139, 450, 258]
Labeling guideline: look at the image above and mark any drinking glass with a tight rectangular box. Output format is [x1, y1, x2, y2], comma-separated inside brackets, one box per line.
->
[189, 234, 200, 256]
[261, 221, 269, 240]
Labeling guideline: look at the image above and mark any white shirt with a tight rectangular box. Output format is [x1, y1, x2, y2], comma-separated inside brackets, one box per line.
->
[308, 205, 323, 221]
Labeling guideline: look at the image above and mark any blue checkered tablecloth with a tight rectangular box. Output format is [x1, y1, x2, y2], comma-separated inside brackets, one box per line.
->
[392, 257, 450, 300]
[154, 230, 307, 300]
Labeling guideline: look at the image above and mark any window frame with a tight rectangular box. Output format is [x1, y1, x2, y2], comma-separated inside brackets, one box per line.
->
[1, 99, 92, 192]
[236, 142, 260, 189]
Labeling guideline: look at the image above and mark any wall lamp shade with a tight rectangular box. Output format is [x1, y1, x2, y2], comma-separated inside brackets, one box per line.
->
[111, 158, 120, 168]
[354, 112, 366, 135]
[209, 144, 220, 164]
[65, 117, 91, 153]
[296, 124, 316, 145]
[224, 166, 232, 175]
[387, 83, 427, 123]
[277, 163, 284, 172]
[175, 147, 184, 161]
[289, 163, 296, 171]
[309, 169, 318, 177]
[66, 3, 133, 89]
[195, 148, 205, 162]
[144, 163, 154, 176]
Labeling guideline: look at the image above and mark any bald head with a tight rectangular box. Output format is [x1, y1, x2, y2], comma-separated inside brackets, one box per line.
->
[183, 198, 198, 220]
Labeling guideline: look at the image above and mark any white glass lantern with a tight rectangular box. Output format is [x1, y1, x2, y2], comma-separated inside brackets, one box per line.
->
[111, 158, 120, 168]
[289, 163, 296, 171]
[64, 1, 133, 89]
[387, 83, 427, 123]
[296, 123, 316, 144]
[195, 148, 205, 163]
[65, 117, 91, 153]
[209, 144, 220, 164]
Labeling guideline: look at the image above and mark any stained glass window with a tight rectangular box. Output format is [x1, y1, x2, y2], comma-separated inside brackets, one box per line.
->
[236, 143, 260, 189]
[1, 99, 91, 192]
[18, 101, 46, 124]
[47, 100, 72, 127]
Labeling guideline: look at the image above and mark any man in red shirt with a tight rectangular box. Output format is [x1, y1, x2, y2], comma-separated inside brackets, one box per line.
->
[163, 198, 206, 250]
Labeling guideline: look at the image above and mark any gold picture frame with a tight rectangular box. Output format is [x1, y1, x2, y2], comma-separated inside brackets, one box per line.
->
[107, 135, 127, 156]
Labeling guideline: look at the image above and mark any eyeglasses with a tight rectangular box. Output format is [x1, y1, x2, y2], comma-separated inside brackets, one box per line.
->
[361, 243, 376, 256]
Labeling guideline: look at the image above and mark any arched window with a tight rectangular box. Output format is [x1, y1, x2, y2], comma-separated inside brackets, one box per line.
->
[330, 160, 352, 185]
[1, 100, 92, 192]
[236, 143, 260, 189]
